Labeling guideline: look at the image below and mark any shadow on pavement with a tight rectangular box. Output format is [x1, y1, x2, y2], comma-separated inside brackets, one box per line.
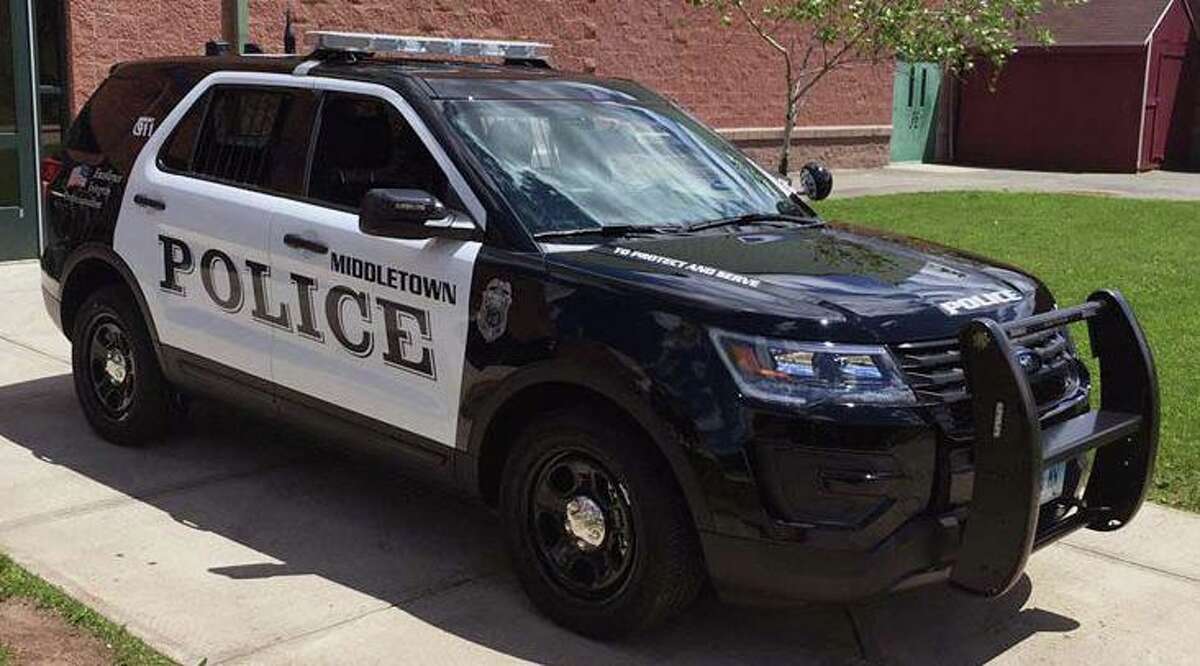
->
[0, 374, 1079, 664]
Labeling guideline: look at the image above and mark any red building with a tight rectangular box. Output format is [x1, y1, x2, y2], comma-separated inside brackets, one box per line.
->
[955, 0, 1199, 172]
[57, 0, 894, 169]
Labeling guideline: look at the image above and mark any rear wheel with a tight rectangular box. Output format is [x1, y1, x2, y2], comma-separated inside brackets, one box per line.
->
[71, 286, 171, 446]
[500, 408, 705, 638]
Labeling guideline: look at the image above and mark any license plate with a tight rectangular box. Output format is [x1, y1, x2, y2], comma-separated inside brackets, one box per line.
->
[1040, 462, 1066, 505]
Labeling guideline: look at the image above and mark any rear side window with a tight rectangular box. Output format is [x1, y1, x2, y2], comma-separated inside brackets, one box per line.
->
[159, 92, 209, 172]
[160, 85, 317, 196]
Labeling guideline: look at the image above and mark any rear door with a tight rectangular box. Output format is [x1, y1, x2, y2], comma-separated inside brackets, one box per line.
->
[117, 74, 317, 395]
[267, 82, 485, 448]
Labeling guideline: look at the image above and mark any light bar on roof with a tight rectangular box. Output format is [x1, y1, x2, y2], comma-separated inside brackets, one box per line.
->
[306, 31, 552, 60]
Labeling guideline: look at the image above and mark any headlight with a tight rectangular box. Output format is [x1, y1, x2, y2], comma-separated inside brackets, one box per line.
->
[709, 328, 916, 408]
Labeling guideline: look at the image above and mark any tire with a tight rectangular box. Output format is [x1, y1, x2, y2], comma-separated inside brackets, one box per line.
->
[71, 285, 172, 446]
[500, 407, 705, 638]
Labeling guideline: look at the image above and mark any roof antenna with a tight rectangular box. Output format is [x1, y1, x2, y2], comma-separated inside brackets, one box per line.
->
[284, 7, 297, 54]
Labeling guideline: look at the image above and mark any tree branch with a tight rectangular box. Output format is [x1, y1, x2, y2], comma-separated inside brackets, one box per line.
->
[733, 1, 788, 56]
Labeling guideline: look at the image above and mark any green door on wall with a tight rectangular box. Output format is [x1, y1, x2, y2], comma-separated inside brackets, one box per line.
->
[1, 0, 40, 261]
[890, 62, 942, 163]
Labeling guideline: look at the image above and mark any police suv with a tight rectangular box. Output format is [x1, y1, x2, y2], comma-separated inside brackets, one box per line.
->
[40, 32, 1159, 638]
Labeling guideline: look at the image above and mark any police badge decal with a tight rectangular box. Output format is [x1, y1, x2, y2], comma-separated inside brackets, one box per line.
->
[477, 279, 513, 343]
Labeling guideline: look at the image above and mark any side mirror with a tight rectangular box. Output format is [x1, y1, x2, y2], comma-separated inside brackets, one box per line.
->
[798, 162, 834, 201]
[359, 189, 479, 241]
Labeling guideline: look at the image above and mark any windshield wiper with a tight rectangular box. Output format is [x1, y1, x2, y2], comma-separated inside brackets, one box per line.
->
[533, 224, 686, 240]
[685, 212, 823, 233]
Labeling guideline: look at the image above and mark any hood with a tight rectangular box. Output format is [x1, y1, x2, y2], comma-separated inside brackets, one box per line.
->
[544, 224, 1048, 342]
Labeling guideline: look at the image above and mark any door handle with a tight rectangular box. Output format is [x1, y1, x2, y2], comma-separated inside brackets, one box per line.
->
[133, 194, 166, 211]
[283, 234, 328, 255]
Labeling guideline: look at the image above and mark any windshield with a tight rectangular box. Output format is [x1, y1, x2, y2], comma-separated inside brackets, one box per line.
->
[442, 99, 798, 235]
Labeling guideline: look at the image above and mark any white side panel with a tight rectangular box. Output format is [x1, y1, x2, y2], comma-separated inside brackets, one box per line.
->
[116, 72, 486, 448]
[270, 199, 480, 447]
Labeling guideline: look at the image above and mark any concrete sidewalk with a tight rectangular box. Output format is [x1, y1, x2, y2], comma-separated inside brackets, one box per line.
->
[831, 164, 1200, 201]
[1, 259, 1198, 665]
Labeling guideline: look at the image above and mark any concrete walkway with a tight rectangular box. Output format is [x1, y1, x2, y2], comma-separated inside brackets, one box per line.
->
[1, 260, 1198, 664]
[832, 163, 1200, 201]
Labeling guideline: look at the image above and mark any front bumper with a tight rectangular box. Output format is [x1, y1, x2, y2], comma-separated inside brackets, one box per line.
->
[700, 290, 1158, 604]
[950, 290, 1158, 595]
[701, 512, 961, 605]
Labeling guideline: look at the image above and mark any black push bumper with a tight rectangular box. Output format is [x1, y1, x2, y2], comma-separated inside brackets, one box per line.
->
[951, 289, 1159, 596]
[701, 290, 1158, 605]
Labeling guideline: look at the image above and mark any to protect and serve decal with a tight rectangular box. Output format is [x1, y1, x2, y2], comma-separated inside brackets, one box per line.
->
[611, 246, 763, 289]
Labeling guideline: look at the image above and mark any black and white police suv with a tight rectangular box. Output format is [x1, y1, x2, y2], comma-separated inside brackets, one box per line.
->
[40, 31, 1159, 637]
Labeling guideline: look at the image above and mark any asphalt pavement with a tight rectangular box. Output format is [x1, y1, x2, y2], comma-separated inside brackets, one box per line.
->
[1, 258, 1198, 665]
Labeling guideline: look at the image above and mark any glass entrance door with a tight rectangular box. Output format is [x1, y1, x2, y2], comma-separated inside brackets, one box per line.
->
[1, 0, 40, 261]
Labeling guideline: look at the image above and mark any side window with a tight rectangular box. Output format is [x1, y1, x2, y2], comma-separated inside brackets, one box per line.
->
[160, 85, 316, 196]
[308, 93, 455, 210]
[159, 91, 209, 172]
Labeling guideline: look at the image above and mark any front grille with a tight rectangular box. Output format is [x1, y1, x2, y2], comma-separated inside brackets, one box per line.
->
[891, 327, 1081, 442]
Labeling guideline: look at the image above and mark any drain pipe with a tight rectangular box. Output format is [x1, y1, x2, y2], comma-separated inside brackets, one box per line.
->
[234, 0, 249, 54]
[223, 0, 249, 53]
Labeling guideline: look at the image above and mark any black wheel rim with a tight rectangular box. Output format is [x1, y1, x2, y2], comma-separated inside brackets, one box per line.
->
[527, 449, 636, 601]
[87, 317, 136, 420]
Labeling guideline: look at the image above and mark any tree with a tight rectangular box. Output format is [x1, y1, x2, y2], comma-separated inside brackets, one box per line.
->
[686, 0, 1084, 175]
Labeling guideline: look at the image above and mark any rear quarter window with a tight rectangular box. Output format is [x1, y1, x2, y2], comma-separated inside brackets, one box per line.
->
[65, 72, 167, 172]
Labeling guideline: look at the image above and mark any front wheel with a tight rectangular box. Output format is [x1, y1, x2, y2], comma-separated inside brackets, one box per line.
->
[500, 408, 705, 638]
[71, 286, 172, 446]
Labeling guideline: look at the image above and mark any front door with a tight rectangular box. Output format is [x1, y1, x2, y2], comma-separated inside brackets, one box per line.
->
[269, 87, 482, 448]
[0, 0, 40, 261]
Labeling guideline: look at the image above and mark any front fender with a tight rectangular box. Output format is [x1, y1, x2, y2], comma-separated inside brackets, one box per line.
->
[460, 344, 715, 532]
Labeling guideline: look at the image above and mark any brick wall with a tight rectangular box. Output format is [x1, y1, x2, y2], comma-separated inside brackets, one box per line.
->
[245, 0, 892, 130]
[64, 1, 894, 166]
[64, 0, 224, 114]
[725, 126, 893, 172]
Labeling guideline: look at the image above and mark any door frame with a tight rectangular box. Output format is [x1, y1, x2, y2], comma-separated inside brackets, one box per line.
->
[1, 0, 42, 260]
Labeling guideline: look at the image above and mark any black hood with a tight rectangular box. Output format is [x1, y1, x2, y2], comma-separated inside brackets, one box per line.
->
[544, 223, 1049, 343]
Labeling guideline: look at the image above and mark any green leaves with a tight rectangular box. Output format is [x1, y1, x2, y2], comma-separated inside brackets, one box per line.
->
[688, 0, 1086, 73]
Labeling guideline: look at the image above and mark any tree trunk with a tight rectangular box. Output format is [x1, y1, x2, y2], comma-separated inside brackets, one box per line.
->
[777, 75, 796, 178]
[778, 95, 796, 177]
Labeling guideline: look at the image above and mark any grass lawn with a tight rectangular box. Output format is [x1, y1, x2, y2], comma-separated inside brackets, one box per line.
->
[0, 553, 173, 665]
[819, 192, 1200, 512]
